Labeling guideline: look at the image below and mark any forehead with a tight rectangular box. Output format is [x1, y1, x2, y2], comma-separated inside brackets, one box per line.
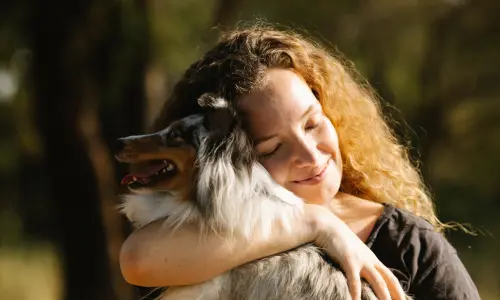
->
[238, 69, 318, 137]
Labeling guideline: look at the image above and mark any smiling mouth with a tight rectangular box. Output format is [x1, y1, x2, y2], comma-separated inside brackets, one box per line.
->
[293, 159, 331, 184]
[121, 159, 178, 189]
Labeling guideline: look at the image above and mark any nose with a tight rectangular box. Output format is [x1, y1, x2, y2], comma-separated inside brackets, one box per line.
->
[292, 138, 320, 167]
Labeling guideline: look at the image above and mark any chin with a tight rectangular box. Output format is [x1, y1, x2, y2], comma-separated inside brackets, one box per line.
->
[290, 177, 341, 205]
[289, 188, 337, 206]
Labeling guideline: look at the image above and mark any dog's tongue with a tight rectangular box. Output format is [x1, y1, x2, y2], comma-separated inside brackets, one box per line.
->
[121, 163, 166, 185]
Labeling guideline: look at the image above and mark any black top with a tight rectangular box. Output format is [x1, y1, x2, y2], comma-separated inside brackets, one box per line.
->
[367, 204, 480, 300]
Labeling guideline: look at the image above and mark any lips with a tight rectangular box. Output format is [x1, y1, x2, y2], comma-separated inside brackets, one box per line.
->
[293, 159, 331, 185]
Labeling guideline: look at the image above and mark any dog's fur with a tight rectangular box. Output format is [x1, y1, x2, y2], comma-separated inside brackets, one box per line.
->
[115, 94, 379, 300]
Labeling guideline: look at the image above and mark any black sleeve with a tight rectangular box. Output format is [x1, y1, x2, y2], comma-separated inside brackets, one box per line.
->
[402, 225, 480, 300]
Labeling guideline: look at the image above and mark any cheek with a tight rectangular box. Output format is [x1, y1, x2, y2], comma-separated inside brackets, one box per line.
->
[259, 158, 288, 185]
[316, 121, 340, 154]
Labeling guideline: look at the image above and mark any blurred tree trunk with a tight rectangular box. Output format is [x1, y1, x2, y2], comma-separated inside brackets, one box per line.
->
[29, 0, 147, 299]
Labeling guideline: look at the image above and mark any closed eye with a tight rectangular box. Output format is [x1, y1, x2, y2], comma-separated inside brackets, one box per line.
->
[305, 123, 320, 131]
[259, 143, 282, 158]
[305, 116, 323, 131]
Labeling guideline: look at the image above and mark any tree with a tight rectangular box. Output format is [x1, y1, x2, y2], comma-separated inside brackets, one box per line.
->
[28, 0, 148, 298]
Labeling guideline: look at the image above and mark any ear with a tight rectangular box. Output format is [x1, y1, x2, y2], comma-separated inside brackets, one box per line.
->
[197, 93, 235, 136]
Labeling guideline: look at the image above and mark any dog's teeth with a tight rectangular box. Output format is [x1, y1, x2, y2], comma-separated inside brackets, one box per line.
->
[166, 164, 174, 171]
[162, 169, 166, 173]
[163, 160, 168, 164]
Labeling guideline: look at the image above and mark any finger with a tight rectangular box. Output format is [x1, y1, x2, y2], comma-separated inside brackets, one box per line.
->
[345, 267, 362, 300]
[361, 266, 391, 300]
[376, 265, 407, 300]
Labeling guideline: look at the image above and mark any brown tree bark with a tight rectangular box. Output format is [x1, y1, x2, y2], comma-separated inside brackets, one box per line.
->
[29, 0, 147, 299]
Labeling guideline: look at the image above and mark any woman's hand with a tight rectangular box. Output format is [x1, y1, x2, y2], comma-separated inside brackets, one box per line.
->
[305, 204, 407, 300]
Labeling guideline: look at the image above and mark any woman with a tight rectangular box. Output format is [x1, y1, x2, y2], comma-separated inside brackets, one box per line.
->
[119, 25, 480, 300]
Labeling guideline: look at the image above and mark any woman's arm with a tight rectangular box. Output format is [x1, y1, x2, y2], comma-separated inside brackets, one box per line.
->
[120, 204, 317, 287]
[120, 204, 406, 300]
[403, 227, 480, 300]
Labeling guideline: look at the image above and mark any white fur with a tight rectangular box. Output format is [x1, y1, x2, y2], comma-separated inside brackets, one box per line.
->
[119, 192, 201, 230]
[195, 158, 304, 240]
[120, 162, 304, 236]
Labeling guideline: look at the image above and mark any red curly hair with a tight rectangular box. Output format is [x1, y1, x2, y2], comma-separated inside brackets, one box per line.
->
[152, 23, 445, 231]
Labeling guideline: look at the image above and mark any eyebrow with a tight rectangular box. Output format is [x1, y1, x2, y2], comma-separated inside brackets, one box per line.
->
[254, 104, 316, 145]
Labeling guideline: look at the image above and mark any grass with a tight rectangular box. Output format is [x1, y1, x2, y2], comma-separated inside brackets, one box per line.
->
[0, 243, 62, 300]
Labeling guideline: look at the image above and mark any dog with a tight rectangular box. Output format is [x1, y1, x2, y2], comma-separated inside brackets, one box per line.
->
[115, 93, 379, 300]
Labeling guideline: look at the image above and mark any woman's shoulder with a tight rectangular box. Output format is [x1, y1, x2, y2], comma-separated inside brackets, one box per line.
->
[366, 203, 445, 254]
[367, 204, 480, 299]
[374, 203, 436, 232]
[366, 203, 450, 277]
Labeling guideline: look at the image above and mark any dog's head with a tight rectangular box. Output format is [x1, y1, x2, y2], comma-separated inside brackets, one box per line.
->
[115, 93, 252, 197]
[116, 95, 300, 236]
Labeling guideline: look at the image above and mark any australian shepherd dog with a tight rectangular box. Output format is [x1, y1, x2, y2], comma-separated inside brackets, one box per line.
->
[115, 93, 378, 300]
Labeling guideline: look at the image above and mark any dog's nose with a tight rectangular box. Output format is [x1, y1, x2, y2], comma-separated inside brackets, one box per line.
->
[114, 138, 127, 154]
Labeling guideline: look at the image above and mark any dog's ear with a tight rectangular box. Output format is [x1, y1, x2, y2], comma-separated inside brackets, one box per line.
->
[198, 92, 229, 110]
[198, 93, 235, 136]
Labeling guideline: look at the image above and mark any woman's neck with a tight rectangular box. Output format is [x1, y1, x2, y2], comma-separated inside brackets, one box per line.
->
[327, 192, 385, 242]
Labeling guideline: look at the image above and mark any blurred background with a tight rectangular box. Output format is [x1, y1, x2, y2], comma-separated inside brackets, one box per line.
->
[1, 0, 499, 299]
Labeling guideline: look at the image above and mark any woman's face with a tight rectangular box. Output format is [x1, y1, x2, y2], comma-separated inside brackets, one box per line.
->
[239, 68, 342, 205]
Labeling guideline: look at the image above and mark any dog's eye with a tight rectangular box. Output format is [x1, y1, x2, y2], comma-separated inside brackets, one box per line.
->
[168, 130, 184, 142]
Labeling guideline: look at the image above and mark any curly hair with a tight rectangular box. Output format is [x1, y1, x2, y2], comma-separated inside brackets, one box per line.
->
[151, 23, 445, 231]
